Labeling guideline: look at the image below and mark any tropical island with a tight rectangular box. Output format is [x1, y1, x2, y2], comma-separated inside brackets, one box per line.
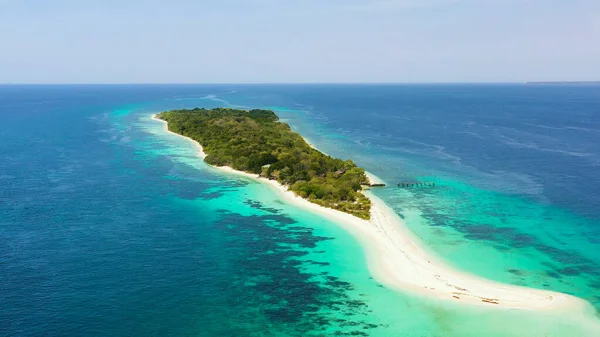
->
[156, 108, 373, 219]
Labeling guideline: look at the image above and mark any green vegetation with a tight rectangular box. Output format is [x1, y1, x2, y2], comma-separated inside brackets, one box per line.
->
[157, 108, 372, 219]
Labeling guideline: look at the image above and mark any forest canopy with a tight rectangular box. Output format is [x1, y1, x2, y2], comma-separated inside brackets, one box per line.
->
[157, 108, 371, 219]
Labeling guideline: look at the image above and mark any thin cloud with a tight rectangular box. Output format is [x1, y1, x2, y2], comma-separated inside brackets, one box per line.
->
[341, 0, 462, 12]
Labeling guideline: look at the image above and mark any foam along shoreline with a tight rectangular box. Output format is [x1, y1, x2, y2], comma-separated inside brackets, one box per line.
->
[152, 114, 592, 311]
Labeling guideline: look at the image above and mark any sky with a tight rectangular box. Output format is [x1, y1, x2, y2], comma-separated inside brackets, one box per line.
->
[0, 0, 599, 83]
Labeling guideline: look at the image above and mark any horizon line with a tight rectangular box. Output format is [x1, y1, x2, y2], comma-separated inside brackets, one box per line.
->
[1, 81, 599, 86]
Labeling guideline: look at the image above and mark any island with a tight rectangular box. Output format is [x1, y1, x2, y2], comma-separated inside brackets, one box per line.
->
[156, 108, 373, 219]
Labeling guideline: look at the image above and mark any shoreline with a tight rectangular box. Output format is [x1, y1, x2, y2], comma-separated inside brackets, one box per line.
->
[151, 114, 593, 312]
[301, 134, 385, 186]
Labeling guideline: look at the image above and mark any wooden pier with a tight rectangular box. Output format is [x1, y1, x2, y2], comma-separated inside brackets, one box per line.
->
[397, 181, 435, 188]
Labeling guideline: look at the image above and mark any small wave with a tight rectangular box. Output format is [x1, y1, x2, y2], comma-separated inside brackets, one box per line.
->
[496, 135, 594, 158]
[88, 112, 110, 122]
[566, 126, 600, 133]
[397, 139, 463, 165]
[456, 131, 482, 139]
[524, 123, 600, 134]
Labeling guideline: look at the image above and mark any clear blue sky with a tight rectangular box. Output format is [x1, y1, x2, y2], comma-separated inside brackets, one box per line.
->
[1, 0, 598, 83]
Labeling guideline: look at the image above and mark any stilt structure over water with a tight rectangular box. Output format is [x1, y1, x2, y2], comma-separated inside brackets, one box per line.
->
[397, 181, 435, 188]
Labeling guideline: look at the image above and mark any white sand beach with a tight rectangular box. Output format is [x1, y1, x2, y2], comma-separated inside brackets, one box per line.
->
[152, 114, 592, 311]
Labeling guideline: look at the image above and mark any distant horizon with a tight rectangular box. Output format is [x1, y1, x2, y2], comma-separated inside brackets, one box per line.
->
[1, 81, 599, 86]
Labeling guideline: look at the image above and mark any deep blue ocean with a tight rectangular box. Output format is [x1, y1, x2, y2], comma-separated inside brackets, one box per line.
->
[1, 84, 599, 336]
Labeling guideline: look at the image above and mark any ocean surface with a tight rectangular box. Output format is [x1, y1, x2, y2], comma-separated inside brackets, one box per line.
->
[1, 84, 599, 336]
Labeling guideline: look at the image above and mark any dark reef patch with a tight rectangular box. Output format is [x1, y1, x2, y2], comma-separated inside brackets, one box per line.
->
[507, 269, 526, 276]
[406, 195, 600, 311]
[245, 199, 282, 214]
[201, 206, 382, 336]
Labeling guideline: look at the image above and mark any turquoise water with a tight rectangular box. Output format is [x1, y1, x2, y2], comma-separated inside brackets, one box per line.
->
[1, 85, 600, 336]
[251, 85, 600, 307]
